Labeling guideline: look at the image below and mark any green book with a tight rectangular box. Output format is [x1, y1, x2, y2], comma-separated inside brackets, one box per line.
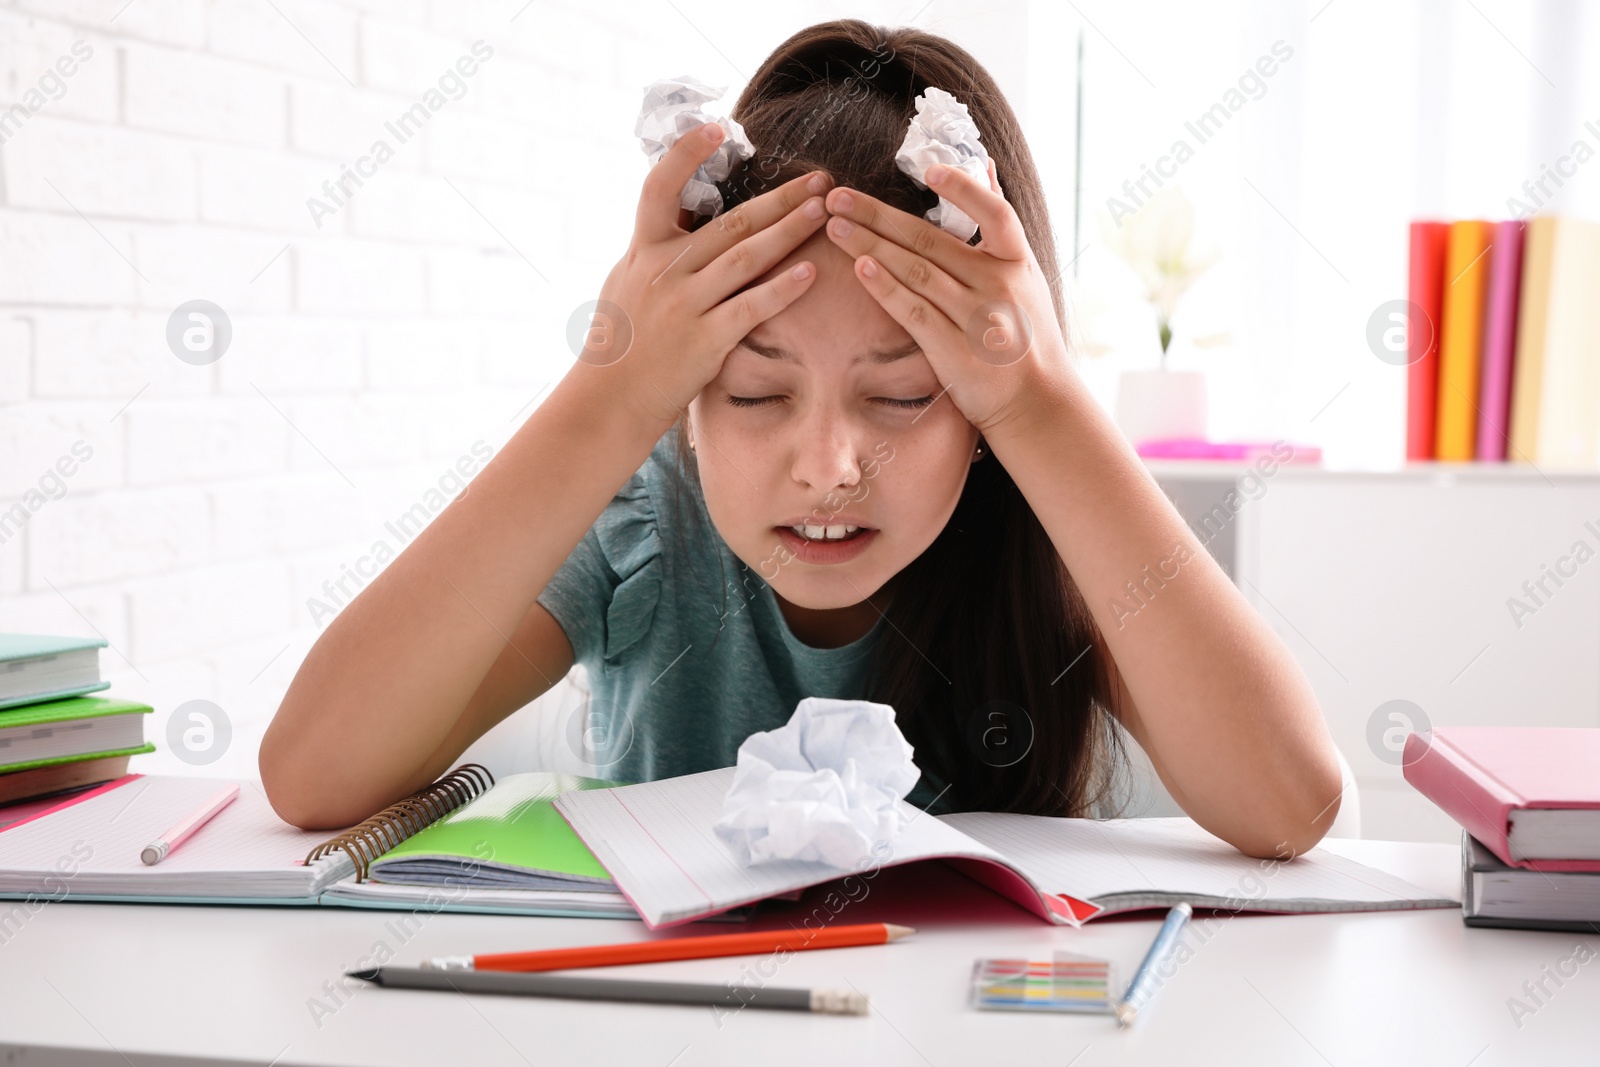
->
[0, 695, 153, 772]
[0, 633, 109, 710]
[364, 773, 623, 890]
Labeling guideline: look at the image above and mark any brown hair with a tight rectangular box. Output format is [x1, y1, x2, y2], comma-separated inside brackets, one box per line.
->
[674, 19, 1122, 817]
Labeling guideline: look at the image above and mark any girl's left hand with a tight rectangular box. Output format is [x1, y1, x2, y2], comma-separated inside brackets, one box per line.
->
[823, 160, 1070, 436]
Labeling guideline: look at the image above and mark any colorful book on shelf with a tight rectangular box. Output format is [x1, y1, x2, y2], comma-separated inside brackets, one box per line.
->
[0, 696, 154, 774]
[0, 633, 109, 710]
[552, 767, 1456, 930]
[1406, 220, 1449, 461]
[1506, 215, 1600, 466]
[1474, 220, 1525, 460]
[0, 766, 648, 920]
[1403, 727, 1600, 872]
[1433, 220, 1494, 460]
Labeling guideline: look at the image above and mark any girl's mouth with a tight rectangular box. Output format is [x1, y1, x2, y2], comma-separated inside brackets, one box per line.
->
[772, 524, 878, 564]
[786, 523, 866, 541]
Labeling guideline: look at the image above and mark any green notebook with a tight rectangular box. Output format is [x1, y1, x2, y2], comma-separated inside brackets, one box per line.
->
[363, 773, 622, 890]
[0, 696, 154, 772]
[0, 633, 109, 710]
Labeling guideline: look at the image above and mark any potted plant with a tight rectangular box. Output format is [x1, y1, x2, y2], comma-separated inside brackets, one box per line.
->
[1096, 185, 1221, 445]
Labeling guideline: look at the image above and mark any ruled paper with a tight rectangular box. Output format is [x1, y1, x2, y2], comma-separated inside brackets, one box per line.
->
[940, 814, 1456, 914]
[0, 776, 353, 899]
[554, 767, 1010, 927]
[556, 770, 1456, 927]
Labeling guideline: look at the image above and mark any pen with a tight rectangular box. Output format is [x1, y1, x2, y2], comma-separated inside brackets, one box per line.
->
[1115, 902, 1192, 1027]
[353, 965, 870, 1014]
[140, 784, 239, 865]
[423, 922, 913, 972]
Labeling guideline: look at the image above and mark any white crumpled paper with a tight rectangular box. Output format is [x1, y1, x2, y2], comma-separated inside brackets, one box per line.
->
[634, 76, 756, 219]
[713, 697, 921, 869]
[893, 86, 990, 241]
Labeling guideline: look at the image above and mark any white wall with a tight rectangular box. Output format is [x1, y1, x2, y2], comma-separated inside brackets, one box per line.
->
[0, 0, 947, 779]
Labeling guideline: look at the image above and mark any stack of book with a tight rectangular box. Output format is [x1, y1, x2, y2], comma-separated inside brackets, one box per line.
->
[1406, 216, 1600, 465]
[0, 634, 154, 820]
[1403, 727, 1600, 932]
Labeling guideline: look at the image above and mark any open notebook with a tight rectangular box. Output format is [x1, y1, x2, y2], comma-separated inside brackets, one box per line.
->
[0, 768, 636, 919]
[554, 767, 1459, 929]
[320, 772, 632, 917]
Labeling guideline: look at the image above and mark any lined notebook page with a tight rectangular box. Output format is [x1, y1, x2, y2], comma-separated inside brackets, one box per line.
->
[554, 767, 1010, 927]
[0, 776, 353, 899]
[940, 814, 1456, 914]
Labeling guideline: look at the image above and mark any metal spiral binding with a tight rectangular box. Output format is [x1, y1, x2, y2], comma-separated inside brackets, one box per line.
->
[303, 763, 495, 882]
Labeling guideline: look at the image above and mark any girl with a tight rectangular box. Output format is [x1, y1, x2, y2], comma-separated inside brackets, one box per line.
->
[260, 20, 1342, 859]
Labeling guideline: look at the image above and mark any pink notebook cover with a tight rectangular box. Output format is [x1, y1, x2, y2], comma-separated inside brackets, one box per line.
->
[0, 775, 140, 833]
[1402, 727, 1600, 871]
[1474, 220, 1525, 460]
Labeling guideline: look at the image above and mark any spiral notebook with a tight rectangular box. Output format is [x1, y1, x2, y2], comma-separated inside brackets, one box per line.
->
[0, 765, 637, 919]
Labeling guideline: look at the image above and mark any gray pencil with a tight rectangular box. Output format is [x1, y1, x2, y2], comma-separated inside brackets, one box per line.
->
[350, 965, 869, 1015]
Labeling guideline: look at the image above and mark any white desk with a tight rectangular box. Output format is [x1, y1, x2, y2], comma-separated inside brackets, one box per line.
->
[1, 840, 1593, 1065]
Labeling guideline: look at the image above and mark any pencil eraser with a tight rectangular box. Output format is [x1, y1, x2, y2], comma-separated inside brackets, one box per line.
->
[810, 988, 869, 1015]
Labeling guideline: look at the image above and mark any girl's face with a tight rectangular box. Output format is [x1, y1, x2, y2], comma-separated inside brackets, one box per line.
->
[688, 230, 981, 625]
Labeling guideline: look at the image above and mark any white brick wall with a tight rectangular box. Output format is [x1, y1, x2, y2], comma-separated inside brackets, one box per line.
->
[0, 0, 880, 782]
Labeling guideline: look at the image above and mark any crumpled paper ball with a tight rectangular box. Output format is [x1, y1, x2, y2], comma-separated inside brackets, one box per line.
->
[893, 86, 991, 241]
[634, 75, 756, 219]
[713, 697, 921, 869]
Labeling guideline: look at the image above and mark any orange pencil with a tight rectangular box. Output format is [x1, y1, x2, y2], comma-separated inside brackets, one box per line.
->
[422, 921, 913, 973]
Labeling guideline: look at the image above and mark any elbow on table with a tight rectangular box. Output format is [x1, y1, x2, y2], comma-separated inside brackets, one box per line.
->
[258, 729, 359, 831]
[1232, 805, 1337, 861]
[261, 774, 375, 832]
[1232, 749, 1345, 860]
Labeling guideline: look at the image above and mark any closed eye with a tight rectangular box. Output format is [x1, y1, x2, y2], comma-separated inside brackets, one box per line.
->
[726, 391, 934, 409]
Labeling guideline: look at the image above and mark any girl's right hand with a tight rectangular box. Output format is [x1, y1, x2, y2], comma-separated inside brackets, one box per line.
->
[585, 121, 833, 428]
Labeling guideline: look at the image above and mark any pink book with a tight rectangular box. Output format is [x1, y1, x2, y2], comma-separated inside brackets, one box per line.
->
[1403, 727, 1600, 871]
[1474, 220, 1525, 459]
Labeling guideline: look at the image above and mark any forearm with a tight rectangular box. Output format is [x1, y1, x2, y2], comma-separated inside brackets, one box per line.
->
[258, 132, 830, 825]
[985, 371, 1341, 856]
[259, 365, 673, 825]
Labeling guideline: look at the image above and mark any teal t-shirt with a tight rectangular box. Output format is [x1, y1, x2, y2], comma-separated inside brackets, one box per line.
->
[535, 424, 949, 812]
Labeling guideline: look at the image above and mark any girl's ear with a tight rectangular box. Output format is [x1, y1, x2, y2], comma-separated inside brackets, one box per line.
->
[681, 402, 699, 455]
[971, 435, 986, 462]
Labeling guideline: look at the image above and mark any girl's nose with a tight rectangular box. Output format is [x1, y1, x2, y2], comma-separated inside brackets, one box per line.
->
[789, 409, 865, 492]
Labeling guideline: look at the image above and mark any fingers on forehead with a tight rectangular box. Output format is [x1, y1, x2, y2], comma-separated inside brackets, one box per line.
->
[704, 175, 825, 244]
[743, 169, 832, 218]
[832, 188, 937, 243]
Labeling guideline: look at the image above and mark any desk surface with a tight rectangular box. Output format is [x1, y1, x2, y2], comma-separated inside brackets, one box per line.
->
[1, 839, 1593, 1066]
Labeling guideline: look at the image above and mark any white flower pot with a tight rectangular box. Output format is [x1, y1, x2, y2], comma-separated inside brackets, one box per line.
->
[1115, 369, 1208, 445]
